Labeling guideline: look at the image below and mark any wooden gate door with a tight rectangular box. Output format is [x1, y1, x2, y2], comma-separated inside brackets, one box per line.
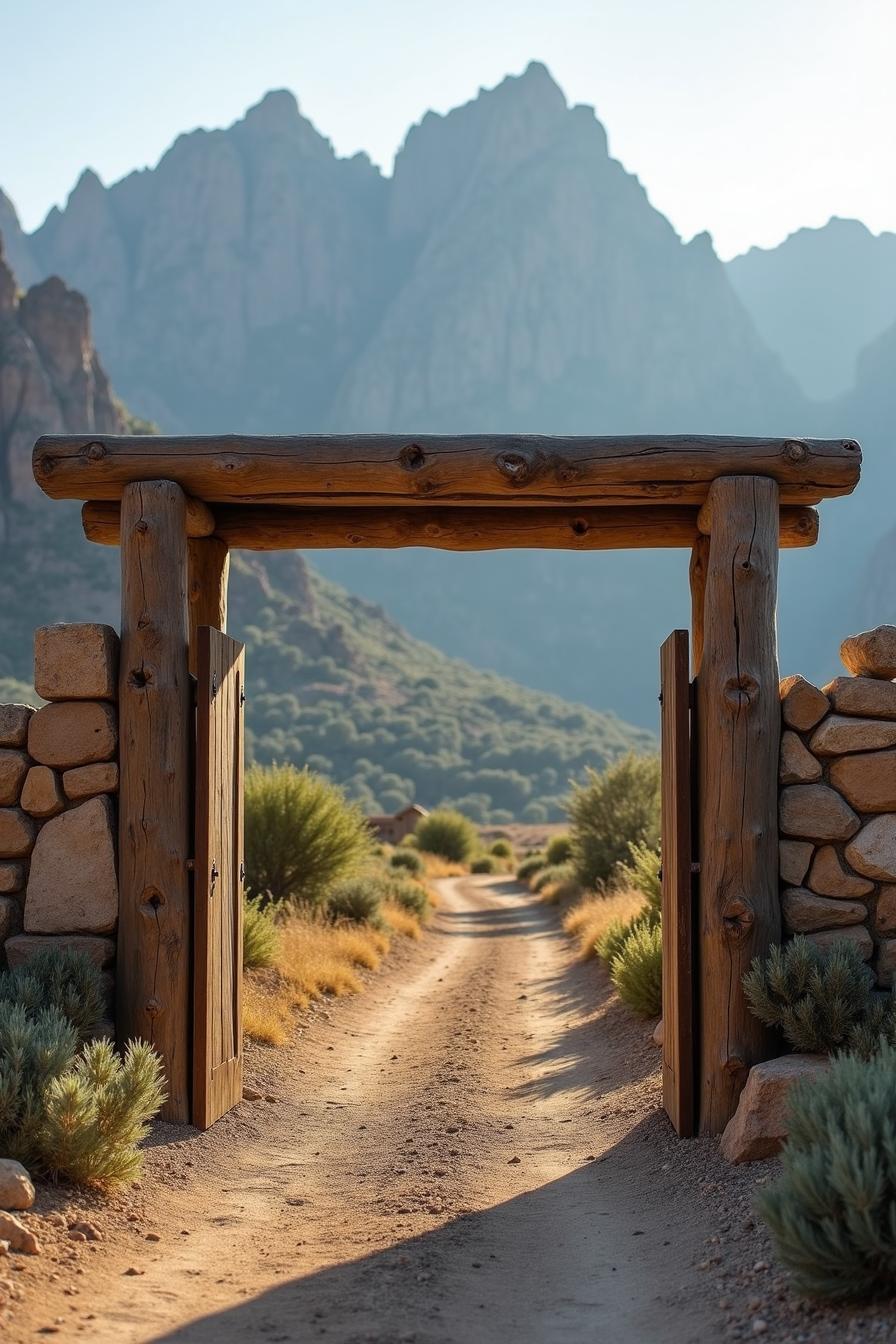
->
[660, 629, 697, 1137]
[193, 626, 245, 1129]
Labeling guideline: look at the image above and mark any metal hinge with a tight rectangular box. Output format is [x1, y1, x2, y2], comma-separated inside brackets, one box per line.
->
[211, 671, 218, 700]
[210, 860, 219, 893]
[239, 687, 246, 707]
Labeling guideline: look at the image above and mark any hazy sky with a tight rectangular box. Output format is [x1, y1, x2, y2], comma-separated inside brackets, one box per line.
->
[4, 0, 894, 258]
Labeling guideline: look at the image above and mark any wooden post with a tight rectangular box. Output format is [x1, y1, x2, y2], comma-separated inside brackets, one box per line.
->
[187, 538, 230, 677]
[118, 480, 192, 1122]
[689, 534, 709, 678]
[697, 475, 781, 1135]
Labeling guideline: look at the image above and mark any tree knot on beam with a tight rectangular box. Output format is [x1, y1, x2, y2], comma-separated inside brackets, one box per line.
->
[398, 443, 425, 471]
[723, 673, 760, 711]
[721, 896, 755, 941]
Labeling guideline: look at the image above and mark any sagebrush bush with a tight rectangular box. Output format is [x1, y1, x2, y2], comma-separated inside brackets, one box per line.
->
[326, 876, 384, 926]
[0, 947, 105, 1040]
[40, 1039, 165, 1186]
[415, 809, 478, 863]
[531, 862, 573, 893]
[758, 1044, 896, 1300]
[743, 937, 875, 1053]
[610, 922, 662, 1016]
[0, 1004, 79, 1164]
[516, 853, 546, 882]
[615, 840, 661, 916]
[243, 894, 280, 969]
[386, 876, 430, 918]
[568, 754, 660, 890]
[596, 913, 651, 966]
[471, 855, 497, 874]
[489, 838, 513, 859]
[390, 848, 423, 876]
[545, 834, 573, 866]
[244, 763, 374, 907]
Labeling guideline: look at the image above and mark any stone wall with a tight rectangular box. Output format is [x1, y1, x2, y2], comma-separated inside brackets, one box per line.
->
[0, 624, 119, 1027]
[779, 624, 896, 986]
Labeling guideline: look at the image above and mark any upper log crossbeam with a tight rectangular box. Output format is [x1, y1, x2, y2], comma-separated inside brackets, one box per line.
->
[36, 433, 861, 508]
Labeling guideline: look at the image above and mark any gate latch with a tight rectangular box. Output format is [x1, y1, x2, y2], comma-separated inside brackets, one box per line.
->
[210, 860, 219, 893]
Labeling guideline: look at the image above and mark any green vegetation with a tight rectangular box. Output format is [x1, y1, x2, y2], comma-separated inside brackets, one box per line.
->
[243, 893, 280, 969]
[544, 834, 572, 866]
[531, 862, 573, 894]
[489, 838, 514, 859]
[415, 808, 478, 863]
[743, 937, 879, 1054]
[516, 853, 546, 882]
[615, 840, 661, 915]
[326, 876, 385, 927]
[390, 848, 424, 876]
[244, 763, 374, 907]
[609, 921, 662, 1017]
[568, 755, 661, 889]
[386, 876, 430, 919]
[758, 1044, 896, 1300]
[471, 855, 497, 874]
[0, 948, 164, 1186]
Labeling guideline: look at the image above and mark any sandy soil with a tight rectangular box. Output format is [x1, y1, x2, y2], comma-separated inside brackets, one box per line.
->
[5, 875, 896, 1343]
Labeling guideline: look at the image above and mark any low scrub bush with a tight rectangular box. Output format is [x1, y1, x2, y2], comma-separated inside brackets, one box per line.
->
[0, 946, 105, 1039]
[615, 840, 661, 916]
[597, 913, 650, 966]
[610, 921, 662, 1017]
[563, 889, 646, 960]
[516, 853, 546, 882]
[243, 893, 280, 969]
[489, 839, 514, 859]
[743, 936, 876, 1053]
[415, 808, 478, 863]
[390, 848, 423, 876]
[758, 1043, 896, 1300]
[381, 901, 422, 939]
[245, 763, 374, 907]
[386, 875, 430, 918]
[531, 862, 573, 893]
[326, 876, 384, 927]
[545, 833, 573, 866]
[538, 873, 582, 906]
[471, 855, 497, 874]
[568, 754, 660, 890]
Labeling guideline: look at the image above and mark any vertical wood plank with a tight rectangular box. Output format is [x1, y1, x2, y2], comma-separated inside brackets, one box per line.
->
[697, 475, 781, 1135]
[118, 480, 191, 1122]
[689, 534, 709, 678]
[660, 629, 695, 1137]
[187, 538, 230, 677]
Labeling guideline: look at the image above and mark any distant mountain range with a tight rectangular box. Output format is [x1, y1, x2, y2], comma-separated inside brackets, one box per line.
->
[3, 61, 894, 725]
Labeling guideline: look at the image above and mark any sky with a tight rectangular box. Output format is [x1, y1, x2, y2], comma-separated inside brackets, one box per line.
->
[3, 0, 894, 258]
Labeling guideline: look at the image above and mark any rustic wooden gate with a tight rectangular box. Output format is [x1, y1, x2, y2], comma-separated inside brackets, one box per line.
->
[660, 629, 696, 1137]
[193, 626, 246, 1130]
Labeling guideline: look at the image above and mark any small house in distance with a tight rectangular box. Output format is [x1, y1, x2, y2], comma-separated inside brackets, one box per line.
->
[368, 803, 428, 845]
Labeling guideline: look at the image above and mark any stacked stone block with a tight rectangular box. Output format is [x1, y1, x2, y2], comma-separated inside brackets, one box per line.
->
[779, 624, 896, 985]
[0, 625, 119, 1022]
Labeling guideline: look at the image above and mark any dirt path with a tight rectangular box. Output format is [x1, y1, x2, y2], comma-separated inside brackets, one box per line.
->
[9, 876, 723, 1343]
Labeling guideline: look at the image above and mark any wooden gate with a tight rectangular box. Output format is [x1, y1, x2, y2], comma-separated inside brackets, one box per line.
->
[660, 629, 697, 1137]
[193, 626, 245, 1129]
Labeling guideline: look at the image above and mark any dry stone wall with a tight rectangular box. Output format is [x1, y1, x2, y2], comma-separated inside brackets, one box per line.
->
[0, 624, 119, 1028]
[779, 624, 896, 983]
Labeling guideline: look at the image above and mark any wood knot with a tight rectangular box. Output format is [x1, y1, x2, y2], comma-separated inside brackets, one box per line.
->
[399, 443, 425, 472]
[128, 665, 152, 690]
[723, 1055, 747, 1079]
[722, 674, 759, 710]
[570, 517, 589, 538]
[721, 897, 754, 941]
[842, 439, 860, 452]
[495, 449, 536, 487]
[36, 454, 55, 476]
[145, 997, 163, 1018]
[83, 440, 106, 462]
[783, 439, 808, 463]
[142, 887, 165, 911]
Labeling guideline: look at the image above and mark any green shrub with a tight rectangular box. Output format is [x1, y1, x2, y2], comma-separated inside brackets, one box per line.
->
[471, 855, 497, 874]
[243, 894, 280, 969]
[390, 848, 423, 876]
[568, 754, 660, 890]
[489, 839, 514, 859]
[516, 853, 546, 881]
[743, 937, 875, 1054]
[531, 862, 573, 893]
[0, 946, 105, 1040]
[415, 809, 478, 863]
[596, 912, 650, 965]
[545, 834, 572, 866]
[615, 840, 662, 916]
[610, 922, 662, 1016]
[386, 877, 430, 918]
[0, 1004, 79, 1164]
[40, 1039, 165, 1186]
[244, 763, 374, 907]
[758, 1044, 896, 1300]
[326, 876, 384, 926]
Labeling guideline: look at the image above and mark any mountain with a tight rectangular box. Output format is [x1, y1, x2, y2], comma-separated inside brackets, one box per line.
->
[11, 63, 818, 727]
[728, 219, 896, 400]
[0, 240, 649, 820]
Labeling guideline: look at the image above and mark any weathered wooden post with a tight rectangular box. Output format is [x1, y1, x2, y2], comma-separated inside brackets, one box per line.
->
[696, 475, 782, 1134]
[187, 537, 230, 675]
[689, 533, 710, 678]
[117, 480, 192, 1122]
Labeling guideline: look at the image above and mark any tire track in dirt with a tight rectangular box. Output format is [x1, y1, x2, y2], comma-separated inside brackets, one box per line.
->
[11, 876, 720, 1343]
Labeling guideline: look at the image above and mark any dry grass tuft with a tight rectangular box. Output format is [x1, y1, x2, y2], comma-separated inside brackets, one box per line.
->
[539, 876, 583, 906]
[382, 901, 422, 939]
[420, 853, 467, 879]
[562, 887, 647, 960]
[242, 975, 294, 1046]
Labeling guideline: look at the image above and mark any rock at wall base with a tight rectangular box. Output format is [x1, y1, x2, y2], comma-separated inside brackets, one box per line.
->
[720, 1055, 830, 1164]
[0, 1159, 35, 1211]
[4, 932, 115, 970]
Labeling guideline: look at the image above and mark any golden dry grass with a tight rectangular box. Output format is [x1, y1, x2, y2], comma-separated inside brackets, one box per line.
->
[562, 887, 647, 960]
[419, 853, 467, 879]
[538, 875, 583, 906]
[382, 900, 422, 939]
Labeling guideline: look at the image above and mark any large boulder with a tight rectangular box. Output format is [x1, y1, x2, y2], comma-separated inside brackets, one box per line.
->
[847, 816, 896, 882]
[34, 623, 119, 701]
[811, 716, 896, 757]
[720, 1055, 830, 1163]
[779, 784, 860, 842]
[807, 845, 873, 899]
[804, 924, 873, 959]
[23, 796, 118, 933]
[779, 840, 814, 886]
[825, 676, 896, 719]
[0, 1160, 34, 1211]
[779, 732, 821, 785]
[0, 750, 29, 806]
[4, 932, 115, 969]
[0, 808, 36, 859]
[62, 761, 119, 801]
[20, 766, 65, 819]
[829, 751, 896, 813]
[780, 675, 829, 732]
[781, 887, 867, 933]
[0, 704, 34, 748]
[840, 626, 896, 679]
[28, 701, 117, 768]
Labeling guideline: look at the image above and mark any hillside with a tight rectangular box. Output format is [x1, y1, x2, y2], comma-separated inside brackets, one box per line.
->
[0, 241, 650, 820]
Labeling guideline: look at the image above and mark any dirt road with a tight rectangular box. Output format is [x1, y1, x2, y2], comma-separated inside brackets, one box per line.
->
[11, 876, 724, 1343]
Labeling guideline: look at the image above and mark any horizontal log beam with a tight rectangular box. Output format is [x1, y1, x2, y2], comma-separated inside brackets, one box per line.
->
[82, 496, 215, 543]
[36, 434, 861, 507]
[81, 503, 820, 552]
